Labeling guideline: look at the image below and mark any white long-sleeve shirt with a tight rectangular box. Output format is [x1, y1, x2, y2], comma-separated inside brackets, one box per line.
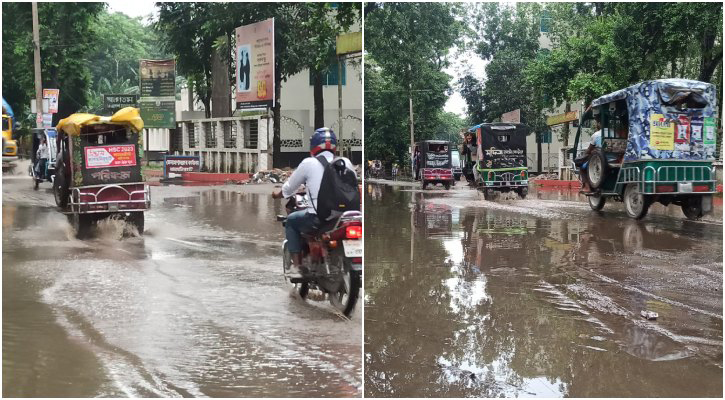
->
[37, 143, 49, 159]
[281, 151, 356, 214]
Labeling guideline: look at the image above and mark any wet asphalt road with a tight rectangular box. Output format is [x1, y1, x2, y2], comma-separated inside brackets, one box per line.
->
[364, 180, 722, 398]
[2, 170, 362, 397]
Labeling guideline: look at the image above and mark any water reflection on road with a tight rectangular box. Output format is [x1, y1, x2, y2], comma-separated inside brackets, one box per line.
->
[364, 183, 722, 398]
[3, 176, 361, 398]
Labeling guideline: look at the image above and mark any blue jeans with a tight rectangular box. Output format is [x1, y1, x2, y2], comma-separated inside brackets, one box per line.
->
[285, 210, 319, 254]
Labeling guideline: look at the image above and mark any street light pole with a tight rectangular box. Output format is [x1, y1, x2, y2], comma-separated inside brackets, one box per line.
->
[32, 2, 43, 128]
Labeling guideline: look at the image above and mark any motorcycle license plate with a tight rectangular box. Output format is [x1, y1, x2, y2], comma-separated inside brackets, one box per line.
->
[343, 240, 362, 257]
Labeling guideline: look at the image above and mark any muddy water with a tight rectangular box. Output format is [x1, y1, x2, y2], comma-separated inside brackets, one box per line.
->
[3, 175, 361, 397]
[364, 183, 722, 397]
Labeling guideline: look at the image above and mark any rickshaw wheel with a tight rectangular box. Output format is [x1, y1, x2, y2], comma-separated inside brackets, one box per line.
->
[127, 212, 144, 234]
[588, 193, 606, 211]
[624, 183, 650, 219]
[53, 171, 69, 208]
[587, 149, 608, 189]
[681, 197, 703, 220]
[70, 214, 93, 239]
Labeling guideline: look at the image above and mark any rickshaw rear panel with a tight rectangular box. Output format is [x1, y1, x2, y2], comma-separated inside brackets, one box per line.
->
[54, 107, 149, 236]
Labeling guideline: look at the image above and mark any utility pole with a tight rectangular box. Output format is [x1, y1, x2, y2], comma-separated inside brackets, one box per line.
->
[408, 65, 415, 177]
[32, 2, 43, 128]
[338, 56, 344, 158]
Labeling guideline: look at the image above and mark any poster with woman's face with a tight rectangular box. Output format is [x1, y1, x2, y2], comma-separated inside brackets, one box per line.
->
[237, 45, 251, 92]
[235, 18, 275, 108]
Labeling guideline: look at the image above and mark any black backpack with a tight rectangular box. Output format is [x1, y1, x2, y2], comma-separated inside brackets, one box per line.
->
[314, 155, 360, 221]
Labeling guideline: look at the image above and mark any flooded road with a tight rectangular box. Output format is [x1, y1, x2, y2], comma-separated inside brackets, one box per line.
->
[364, 181, 722, 397]
[2, 172, 361, 397]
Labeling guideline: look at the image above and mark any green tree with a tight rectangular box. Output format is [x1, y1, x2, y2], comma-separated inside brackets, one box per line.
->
[155, 2, 360, 166]
[465, 2, 548, 170]
[2, 2, 106, 128]
[364, 2, 463, 166]
[526, 2, 723, 107]
[87, 11, 166, 90]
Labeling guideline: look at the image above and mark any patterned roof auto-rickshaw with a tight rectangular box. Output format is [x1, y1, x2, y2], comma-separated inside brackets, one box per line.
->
[573, 79, 718, 220]
[54, 107, 150, 237]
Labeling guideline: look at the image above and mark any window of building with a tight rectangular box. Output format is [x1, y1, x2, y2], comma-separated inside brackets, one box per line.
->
[540, 10, 552, 33]
[309, 60, 346, 86]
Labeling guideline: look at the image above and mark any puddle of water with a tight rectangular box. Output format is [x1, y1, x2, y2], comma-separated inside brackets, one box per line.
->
[3, 179, 361, 397]
[364, 183, 723, 398]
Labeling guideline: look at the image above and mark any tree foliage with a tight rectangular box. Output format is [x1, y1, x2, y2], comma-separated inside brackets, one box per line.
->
[88, 12, 166, 90]
[525, 2, 723, 106]
[2, 2, 106, 129]
[465, 2, 548, 135]
[154, 2, 360, 162]
[364, 2, 463, 164]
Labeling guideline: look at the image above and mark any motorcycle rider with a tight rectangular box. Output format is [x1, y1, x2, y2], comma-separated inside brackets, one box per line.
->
[272, 127, 356, 278]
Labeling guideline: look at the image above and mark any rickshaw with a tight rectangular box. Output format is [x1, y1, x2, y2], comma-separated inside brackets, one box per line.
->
[28, 127, 58, 189]
[469, 123, 529, 200]
[572, 79, 718, 220]
[54, 107, 150, 237]
[414, 140, 454, 190]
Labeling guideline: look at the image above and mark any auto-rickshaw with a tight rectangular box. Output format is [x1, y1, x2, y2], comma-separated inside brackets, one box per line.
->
[414, 140, 454, 190]
[469, 122, 529, 200]
[28, 127, 58, 189]
[2, 97, 19, 172]
[572, 79, 718, 220]
[54, 107, 150, 237]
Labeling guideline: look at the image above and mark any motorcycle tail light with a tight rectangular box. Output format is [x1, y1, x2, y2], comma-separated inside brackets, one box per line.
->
[328, 240, 338, 248]
[345, 225, 362, 239]
[352, 257, 362, 263]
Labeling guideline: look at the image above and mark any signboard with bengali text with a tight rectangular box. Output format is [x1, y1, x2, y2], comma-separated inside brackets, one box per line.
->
[104, 94, 139, 113]
[649, 114, 675, 151]
[139, 59, 176, 128]
[84, 145, 137, 169]
[43, 89, 59, 113]
[163, 155, 201, 178]
[546, 111, 578, 126]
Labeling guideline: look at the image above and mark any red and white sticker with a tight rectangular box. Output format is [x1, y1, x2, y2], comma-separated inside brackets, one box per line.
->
[85, 145, 137, 168]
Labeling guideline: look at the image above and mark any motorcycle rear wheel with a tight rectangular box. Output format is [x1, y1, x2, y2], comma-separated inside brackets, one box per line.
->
[330, 269, 361, 317]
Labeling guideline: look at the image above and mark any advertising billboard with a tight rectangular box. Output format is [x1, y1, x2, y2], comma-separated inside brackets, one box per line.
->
[235, 18, 275, 109]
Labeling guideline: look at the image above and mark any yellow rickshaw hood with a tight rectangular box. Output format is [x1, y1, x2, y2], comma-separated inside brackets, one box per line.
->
[55, 107, 144, 135]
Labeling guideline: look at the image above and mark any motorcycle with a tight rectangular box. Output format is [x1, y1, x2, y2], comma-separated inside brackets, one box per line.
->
[277, 192, 362, 317]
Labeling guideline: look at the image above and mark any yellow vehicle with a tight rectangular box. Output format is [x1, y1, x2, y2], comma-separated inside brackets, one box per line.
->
[2, 98, 19, 171]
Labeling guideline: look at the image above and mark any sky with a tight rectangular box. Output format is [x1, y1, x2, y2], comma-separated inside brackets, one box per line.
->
[107, 0, 157, 22]
[443, 48, 488, 118]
